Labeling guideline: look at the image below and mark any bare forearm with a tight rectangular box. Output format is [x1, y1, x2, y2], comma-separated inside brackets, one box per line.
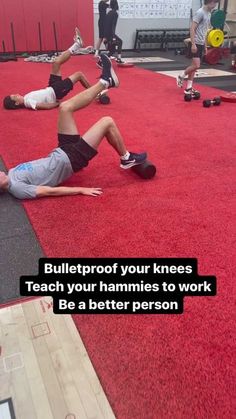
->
[36, 102, 59, 110]
[47, 186, 85, 196]
[36, 185, 103, 198]
[190, 27, 196, 45]
[37, 186, 86, 197]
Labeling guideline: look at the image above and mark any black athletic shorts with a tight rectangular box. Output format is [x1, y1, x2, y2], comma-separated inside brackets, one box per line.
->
[48, 74, 73, 100]
[58, 133, 97, 172]
[188, 43, 205, 59]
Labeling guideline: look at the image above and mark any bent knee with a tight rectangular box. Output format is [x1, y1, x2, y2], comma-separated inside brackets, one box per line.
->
[74, 71, 84, 79]
[52, 61, 60, 72]
[192, 61, 201, 70]
[59, 102, 73, 113]
[100, 116, 114, 126]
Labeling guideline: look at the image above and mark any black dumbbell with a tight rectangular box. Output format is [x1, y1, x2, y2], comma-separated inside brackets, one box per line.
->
[184, 89, 201, 101]
[192, 90, 201, 100]
[203, 97, 221, 107]
[184, 93, 192, 102]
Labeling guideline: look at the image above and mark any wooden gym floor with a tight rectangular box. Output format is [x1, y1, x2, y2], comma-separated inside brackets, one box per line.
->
[0, 298, 115, 419]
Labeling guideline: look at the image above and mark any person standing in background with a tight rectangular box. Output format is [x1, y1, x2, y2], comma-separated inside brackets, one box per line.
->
[103, 0, 124, 63]
[177, 0, 219, 98]
[94, 0, 110, 58]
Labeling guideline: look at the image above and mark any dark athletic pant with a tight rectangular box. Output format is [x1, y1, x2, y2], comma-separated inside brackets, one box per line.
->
[107, 35, 123, 55]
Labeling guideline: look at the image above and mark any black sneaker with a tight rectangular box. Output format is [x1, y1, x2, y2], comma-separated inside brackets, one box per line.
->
[73, 27, 84, 48]
[120, 152, 147, 169]
[177, 74, 184, 88]
[100, 54, 119, 87]
[191, 88, 200, 99]
[184, 87, 193, 96]
[184, 87, 200, 99]
[116, 58, 125, 64]
[184, 87, 192, 102]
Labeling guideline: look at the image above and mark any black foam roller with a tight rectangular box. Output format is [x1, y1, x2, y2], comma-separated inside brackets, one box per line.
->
[132, 160, 156, 179]
[99, 94, 110, 105]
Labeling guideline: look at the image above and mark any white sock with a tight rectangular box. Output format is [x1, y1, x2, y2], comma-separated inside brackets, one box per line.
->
[118, 54, 121, 59]
[181, 72, 186, 78]
[100, 78, 109, 88]
[121, 151, 130, 160]
[69, 42, 80, 54]
[187, 80, 193, 89]
[95, 50, 99, 56]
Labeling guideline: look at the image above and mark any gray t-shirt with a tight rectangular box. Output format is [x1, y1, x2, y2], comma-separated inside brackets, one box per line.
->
[8, 148, 73, 199]
[193, 7, 211, 45]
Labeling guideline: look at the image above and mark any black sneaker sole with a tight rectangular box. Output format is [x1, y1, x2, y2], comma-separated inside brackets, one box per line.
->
[101, 55, 119, 87]
[120, 160, 146, 169]
[110, 66, 119, 87]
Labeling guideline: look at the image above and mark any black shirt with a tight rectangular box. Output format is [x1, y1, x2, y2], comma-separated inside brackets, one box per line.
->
[99, 1, 109, 21]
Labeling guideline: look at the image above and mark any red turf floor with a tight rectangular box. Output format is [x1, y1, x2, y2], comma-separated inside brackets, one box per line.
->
[0, 57, 235, 418]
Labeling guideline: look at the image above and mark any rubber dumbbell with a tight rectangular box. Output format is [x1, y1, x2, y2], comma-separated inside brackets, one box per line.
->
[184, 93, 192, 102]
[203, 97, 221, 107]
[184, 90, 201, 102]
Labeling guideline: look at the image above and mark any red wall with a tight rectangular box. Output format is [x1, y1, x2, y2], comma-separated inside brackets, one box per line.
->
[0, 0, 94, 53]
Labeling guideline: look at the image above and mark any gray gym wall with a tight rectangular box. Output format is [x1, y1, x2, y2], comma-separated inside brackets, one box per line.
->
[93, 0, 202, 49]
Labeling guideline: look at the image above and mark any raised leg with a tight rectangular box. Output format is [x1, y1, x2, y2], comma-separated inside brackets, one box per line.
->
[51, 50, 72, 76]
[58, 82, 106, 135]
[51, 29, 83, 76]
[58, 54, 120, 137]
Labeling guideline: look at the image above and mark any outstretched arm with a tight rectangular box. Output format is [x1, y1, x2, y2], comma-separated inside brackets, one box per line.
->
[36, 185, 103, 198]
[36, 102, 60, 110]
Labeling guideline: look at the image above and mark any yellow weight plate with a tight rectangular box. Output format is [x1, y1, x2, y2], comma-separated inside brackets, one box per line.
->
[207, 29, 224, 48]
